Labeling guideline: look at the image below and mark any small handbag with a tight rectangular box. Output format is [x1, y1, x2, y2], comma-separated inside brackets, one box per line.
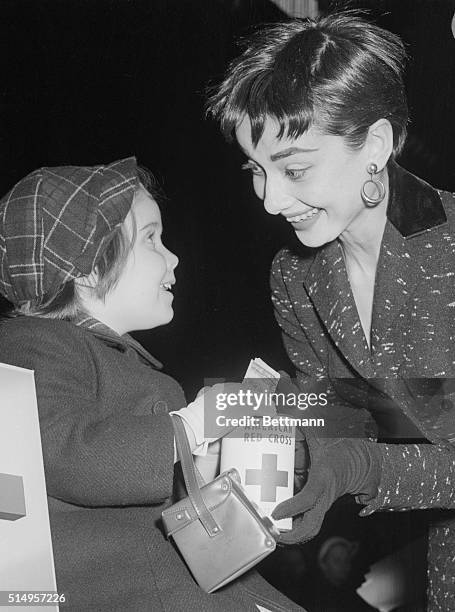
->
[162, 414, 279, 593]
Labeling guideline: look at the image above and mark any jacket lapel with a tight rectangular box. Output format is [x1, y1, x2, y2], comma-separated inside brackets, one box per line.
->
[304, 239, 373, 374]
[370, 162, 447, 358]
[369, 221, 420, 355]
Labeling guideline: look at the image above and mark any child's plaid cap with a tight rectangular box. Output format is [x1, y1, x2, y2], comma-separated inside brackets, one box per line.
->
[0, 157, 138, 305]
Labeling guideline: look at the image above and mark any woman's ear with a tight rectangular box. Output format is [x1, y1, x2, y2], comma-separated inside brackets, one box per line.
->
[365, 118, 394, 171]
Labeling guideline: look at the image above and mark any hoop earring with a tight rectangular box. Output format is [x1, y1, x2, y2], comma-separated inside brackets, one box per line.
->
[361, 163, 385, 207]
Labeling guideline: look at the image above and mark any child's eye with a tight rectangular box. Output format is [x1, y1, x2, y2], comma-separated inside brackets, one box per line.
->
[241, 161, 263, 177]
[285, 167, 308, 180]
[147, 232, 158, 247]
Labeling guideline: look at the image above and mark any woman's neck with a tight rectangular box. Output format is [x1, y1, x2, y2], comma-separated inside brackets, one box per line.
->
[338, 172, 389, 271]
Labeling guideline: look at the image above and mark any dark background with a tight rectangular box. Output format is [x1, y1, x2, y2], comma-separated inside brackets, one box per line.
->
[1, 0, 455, 398]
[2, 3, 454, 608]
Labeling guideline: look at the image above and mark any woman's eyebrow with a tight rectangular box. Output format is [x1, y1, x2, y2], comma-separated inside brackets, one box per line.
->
[270, 147, 318, 162]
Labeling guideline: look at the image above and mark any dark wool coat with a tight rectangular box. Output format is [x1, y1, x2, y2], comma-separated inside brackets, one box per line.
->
[0, 316, 303, 612]
[270, 161, 455, 612]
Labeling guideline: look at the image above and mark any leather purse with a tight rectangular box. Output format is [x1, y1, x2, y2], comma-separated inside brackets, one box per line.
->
[162, 414, 279, 593]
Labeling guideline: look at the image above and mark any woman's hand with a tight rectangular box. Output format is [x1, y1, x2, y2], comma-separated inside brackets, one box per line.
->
[272, 434, 382, 545]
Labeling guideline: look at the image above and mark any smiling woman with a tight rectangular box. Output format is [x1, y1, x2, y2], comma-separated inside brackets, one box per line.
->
[208, 10, 455, 611]
[235, 117, 391, 250]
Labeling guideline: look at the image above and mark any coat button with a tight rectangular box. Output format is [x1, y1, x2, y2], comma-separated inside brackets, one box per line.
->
[440, 398, 453, 412]
[153, 401, 168, 414]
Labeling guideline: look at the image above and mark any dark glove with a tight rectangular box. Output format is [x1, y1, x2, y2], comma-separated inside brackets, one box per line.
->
[272, 433, 382, 545]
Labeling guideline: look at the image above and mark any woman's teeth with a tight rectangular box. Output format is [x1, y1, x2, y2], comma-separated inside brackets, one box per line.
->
[287, 208, 320, 223]
[160, 282, 172, 291]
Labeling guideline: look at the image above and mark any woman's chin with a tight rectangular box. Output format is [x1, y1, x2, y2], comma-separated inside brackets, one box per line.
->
[294, 228, 333, 249]
[293, 217, 342, 248]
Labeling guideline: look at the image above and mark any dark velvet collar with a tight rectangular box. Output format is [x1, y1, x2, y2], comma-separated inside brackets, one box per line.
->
[386, 160, 446, 238]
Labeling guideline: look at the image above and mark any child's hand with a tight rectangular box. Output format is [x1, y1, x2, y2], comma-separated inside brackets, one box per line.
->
[172, 383, 246, 456]
[187, 382, 248, 441]
[195, 386, 210, 400]
[194, 440, 221, 482]
[174, 380, 277, 454]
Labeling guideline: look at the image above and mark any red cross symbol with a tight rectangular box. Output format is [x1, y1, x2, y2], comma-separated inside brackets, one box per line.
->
[0, 473, 26, 521]
[245, 453, 288, 502]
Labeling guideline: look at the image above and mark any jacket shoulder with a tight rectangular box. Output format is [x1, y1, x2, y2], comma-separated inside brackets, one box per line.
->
[271, 243, 317, 286]
[0, 317, 94, 370]
[439, 190, 455, 221]
[0, 315, 91, 343]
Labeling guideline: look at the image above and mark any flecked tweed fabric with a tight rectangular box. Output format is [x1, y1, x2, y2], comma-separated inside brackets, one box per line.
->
[270, 161, 455, 611]
[0, 157, 137, 305]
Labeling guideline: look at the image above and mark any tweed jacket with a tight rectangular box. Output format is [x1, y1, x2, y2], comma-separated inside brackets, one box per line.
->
[0, 316, 303, 612]
[270, 161, 455, 611]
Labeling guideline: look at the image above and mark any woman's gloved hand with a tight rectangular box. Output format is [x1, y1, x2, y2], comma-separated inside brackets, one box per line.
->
[272, 433, 383, 545]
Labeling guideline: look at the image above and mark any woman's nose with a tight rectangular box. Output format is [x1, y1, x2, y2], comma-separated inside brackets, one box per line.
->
[262, 178, 292, 216]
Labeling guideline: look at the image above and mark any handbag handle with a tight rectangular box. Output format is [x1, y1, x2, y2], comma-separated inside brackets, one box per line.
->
[171, 414, 222, 537]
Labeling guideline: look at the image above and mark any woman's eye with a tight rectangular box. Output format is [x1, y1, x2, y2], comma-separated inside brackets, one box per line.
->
[241, 162, 263, 177]
[285, 168, 307, 180]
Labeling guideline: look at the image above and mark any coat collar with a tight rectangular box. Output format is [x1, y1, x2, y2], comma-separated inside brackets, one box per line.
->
[72, 314, 162, 370]
[304, 240, 375, 374]
[302, 162, 446, 376]
[386, 159, 446, 237]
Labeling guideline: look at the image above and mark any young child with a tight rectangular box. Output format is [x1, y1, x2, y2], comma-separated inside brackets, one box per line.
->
[0, 158, 303, 611]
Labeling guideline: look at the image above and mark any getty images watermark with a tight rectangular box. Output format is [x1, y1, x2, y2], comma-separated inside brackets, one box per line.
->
[203, 376, 455, 439]
[203, 379, 328, 436]
[215, 388, 327, 411]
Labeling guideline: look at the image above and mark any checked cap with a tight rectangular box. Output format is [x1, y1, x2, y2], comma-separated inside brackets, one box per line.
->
[0, 157, 138, 305]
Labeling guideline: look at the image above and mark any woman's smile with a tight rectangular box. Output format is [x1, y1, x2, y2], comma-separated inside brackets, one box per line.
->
[285, 207, 322, 226]
[235, 116, 388, 250]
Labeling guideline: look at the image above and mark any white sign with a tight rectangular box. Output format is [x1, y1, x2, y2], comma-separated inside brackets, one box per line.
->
[0, 363, 58, 611]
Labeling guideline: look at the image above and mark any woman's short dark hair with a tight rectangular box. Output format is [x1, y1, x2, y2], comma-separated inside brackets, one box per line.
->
[207, 11, 408, 154]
